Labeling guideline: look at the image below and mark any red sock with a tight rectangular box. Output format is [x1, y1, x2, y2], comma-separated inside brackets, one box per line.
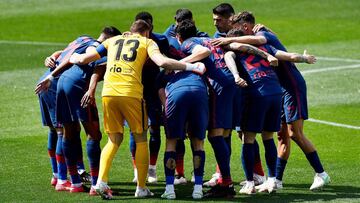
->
[254, 161, 265, 176]
[175, 156, 184, 176]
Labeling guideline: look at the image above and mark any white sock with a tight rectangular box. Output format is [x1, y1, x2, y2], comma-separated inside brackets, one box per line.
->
[53, 173, 59, 178]
[194, 184, 202, 191]
[165, 184, 174, 192]
[149, 165, 156, 170]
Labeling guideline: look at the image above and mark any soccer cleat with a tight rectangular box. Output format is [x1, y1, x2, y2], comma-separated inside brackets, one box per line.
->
[161, 189, 176, 199]
[95, 182, 113, 200]
[89, 186, 97, 196]
[132, 168, 138, 183]
[203, 173, 220, 187]
[135, 186, 154, 198]
[147, 168, 158, 183]
[69, 184, 85, 193]
[240, 173, 266, 186]
[79, 171, 91, 183]
[55, 180, 71, 191]
[239, 181, 256, 195]
[203, 184, 236, 198]
[310, 172, 330, 191]
[174, 175, 187, 185]
[255, 177, 276, 193]
[192, 185, 203, 199]
[51, 176, 58, 186]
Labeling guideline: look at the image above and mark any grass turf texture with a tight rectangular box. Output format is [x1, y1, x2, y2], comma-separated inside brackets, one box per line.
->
[0, 0, 359, 202]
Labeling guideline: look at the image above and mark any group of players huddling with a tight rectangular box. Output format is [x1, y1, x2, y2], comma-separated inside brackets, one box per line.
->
[35, 2, 330, 200]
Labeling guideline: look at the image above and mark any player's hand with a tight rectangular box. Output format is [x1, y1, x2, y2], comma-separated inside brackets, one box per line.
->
[253, 23, 275, 34]
[69, 53, 81, 64]
[234, 74, 248, 87]
[122, 31, 131, 37]
[35, 75, 53, 94]
[210, 38, 231, 46]
[191, 62, 206, 75]
[303, 50, 317, 64]
[81, 90, 95, 108]
[267, 55, 278, 66]
[44, 56, 56, 68]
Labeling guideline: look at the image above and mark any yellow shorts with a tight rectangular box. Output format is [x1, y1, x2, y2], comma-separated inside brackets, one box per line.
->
[102, 96, 148, 134]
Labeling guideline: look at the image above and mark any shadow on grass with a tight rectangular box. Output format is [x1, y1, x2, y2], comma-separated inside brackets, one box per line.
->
[106, 182, 360, 202]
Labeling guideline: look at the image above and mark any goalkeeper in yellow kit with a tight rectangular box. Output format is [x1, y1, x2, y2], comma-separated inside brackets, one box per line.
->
[70, 19, 205, 199]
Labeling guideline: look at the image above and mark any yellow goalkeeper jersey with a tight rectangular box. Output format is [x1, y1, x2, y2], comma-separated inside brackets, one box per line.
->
[99, 33, 160, 98]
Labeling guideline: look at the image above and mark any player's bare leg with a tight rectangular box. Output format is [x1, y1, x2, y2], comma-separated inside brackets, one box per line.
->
[288, 119, 330, 190]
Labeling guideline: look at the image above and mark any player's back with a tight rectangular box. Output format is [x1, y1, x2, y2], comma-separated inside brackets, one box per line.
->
[256, 30, 305, 89]
[236, 44, 282, 97]
[181, 37, 234, 87]
[102, 34, 157, 99]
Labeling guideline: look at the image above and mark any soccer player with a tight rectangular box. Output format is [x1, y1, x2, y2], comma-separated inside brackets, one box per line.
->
[69, 20, 206, 199]
[176, 19, 276, 198]
[212, 3, 235, 38]
[128, 11, 169, 184]
[157, 68, 209, 200]
[163, 8, 209, 185]
[214, 11, 330, 191]
[37, 52, 63, 188]
[209, 3, 266, 187]
[36, 27, 121, 194]
[224, 27, 317, 194]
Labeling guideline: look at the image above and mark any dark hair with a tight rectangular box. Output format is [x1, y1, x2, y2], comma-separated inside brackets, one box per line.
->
[212, 3, 234, 18]
[102, 26, 122, 37]
[226, 28, 245, 37]
[174, 8, 193, 23]
[231, 11, 255, 25]
[130, 20, 152, 33]
[135, 11, 153, 24]
[175, 19, 197, 40]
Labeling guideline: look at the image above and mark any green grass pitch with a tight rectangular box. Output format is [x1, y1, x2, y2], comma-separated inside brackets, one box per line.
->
[0, 0, 359, 202]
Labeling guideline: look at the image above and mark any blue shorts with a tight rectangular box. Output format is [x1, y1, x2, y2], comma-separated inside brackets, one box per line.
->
[232, 87, 244, 131]
[38, 70, 61, 127]
[56, 75, 99, 124]
[281, 87, 308, 123]
[208, 82, 236, 129]
[165, 86, 208, 140]
[242, 94, 282, 133]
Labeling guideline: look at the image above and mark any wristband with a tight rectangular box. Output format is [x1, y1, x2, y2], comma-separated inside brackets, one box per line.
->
[185, 63, 195, 71]
[48, 74, 54, 81]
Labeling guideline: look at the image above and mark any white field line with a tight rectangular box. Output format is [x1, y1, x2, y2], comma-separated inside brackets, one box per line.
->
[317, 56, 360, 63]
[0, 40, 66, 46]
[308, 118, 360, 130]
[301, 64, 360, 75]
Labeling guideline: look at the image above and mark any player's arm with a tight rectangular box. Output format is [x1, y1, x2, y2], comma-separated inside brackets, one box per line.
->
[224, 51, 247, 87]
[274, 50, 316, 64]
[148, 41, 206, 75]
[226, 42, 278, 66]
[81, 65, 106, 107]
[211, 36, 267, 47]
[35, 54, 74, 94]
[45, 50, 62, 68]
[179, 45, 211, 63]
